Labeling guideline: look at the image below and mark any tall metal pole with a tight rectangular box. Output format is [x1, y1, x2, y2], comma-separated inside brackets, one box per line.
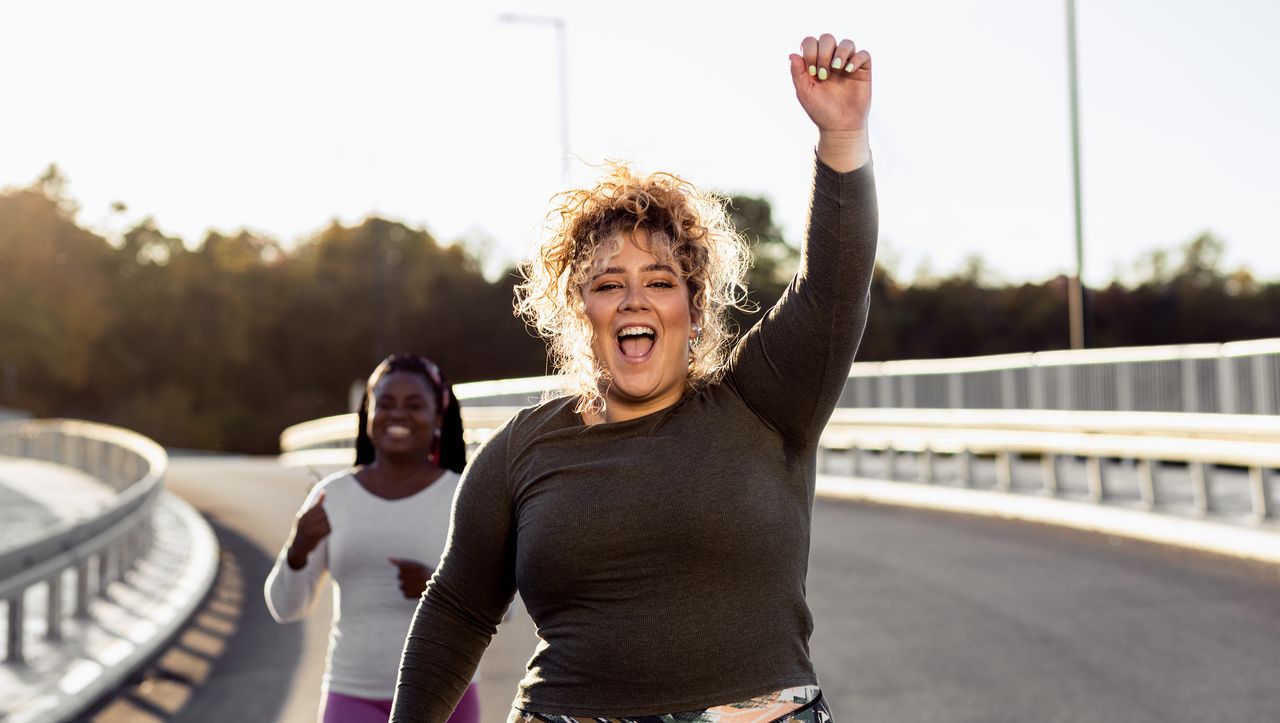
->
[1065, 0, 1087, 349]
[499, 14, 571, 184]
[555, 18, 570, 184]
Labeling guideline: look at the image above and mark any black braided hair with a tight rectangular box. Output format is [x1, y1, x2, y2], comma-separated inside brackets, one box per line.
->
[354, 354, 466, 474]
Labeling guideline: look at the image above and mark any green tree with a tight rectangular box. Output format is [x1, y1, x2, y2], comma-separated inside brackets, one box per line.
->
[0, 170, 114, 412]
[7, 166, 1277, 453]
[724, 193, 799, 336]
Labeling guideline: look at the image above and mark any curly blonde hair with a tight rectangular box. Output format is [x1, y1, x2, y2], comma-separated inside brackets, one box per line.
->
[514, 164, 753, 415]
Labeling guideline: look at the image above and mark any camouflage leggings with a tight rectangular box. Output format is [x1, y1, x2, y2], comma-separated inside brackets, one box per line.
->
[511, 685, 831, 723]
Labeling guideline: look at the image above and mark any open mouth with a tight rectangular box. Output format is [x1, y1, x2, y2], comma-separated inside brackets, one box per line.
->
[385, 424, 412, 439]
[617, 325, 656, 359]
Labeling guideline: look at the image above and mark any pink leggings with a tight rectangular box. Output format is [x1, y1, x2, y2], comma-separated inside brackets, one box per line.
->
[323, 683, 480, 723]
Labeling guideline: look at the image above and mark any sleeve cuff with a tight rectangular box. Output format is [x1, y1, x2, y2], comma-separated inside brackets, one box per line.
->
[815, 150, 872, 179]
[814, 152, 874, 208]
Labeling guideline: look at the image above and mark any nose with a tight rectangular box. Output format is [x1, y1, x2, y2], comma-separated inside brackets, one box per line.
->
[619, 284, 651, 312]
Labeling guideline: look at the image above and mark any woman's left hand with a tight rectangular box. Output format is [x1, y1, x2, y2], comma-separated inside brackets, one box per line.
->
[789, 34, 872, 171]
[389, 557, 432, 599]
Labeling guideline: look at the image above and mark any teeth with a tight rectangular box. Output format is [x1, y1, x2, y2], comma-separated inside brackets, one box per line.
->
[386, 425, 411, 438]
[618, 326, 655, 337]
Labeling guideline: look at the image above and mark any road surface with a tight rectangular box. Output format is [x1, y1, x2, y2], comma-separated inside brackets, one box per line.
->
[84, 457, 1280, 722]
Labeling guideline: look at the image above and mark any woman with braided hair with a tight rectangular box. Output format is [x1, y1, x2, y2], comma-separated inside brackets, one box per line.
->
[266, 354, 481, 723]
[393, 32, 876, 722]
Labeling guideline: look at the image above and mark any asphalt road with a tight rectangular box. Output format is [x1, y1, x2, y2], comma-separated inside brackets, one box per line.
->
[87, 457, 1280, 722]
[806, 503, 1280, 722]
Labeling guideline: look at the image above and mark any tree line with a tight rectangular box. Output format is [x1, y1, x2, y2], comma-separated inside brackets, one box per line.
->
[2, 167, 1276, 452]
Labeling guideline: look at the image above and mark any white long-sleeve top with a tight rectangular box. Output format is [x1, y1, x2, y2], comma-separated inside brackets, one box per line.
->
[264, 469, 467, 699]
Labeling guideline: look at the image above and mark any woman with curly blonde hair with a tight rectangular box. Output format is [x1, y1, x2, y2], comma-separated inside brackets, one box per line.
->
[514, 163, 752, 419]
[392, 33, 877, 723]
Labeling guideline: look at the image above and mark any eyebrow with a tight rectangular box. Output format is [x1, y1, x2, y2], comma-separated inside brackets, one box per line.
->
[591, 263, 677, 280]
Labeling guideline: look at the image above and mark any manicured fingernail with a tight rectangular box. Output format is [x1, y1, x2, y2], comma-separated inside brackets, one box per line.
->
[817, 67, 828, 80]
[832, 58, 843, 69]
[807, 64, 817, 76]
[845, 60, 856, 72]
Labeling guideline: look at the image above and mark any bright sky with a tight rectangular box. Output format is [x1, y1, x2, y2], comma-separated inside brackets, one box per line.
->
[3, 0, 1277, 285]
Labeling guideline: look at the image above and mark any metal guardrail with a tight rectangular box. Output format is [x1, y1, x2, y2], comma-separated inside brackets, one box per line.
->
[0, 420, 167, 665]
[823, 408, 1280, 442]
[819, 409, 1279, 524]
[280, 340, 1280, 529]
[298, 337, 1280, 416]
[842, 337, 1280, 414]
[282, 405, 1278, 523]
[282, 374, 1280, 537]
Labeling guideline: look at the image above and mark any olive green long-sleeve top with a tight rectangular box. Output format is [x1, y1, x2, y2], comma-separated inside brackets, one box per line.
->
[391, 158, 877, 721]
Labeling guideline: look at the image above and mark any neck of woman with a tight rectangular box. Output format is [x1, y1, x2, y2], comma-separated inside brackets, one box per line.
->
[363, 457, 444, 498]
[585, 396, 679, 425]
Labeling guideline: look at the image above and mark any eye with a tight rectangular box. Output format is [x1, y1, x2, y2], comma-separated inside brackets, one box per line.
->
[594, 281, 622, 292]
[648, 279, 676, 289]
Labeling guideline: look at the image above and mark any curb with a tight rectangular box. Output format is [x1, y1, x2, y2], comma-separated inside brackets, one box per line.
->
[816, 475, 1280, 565]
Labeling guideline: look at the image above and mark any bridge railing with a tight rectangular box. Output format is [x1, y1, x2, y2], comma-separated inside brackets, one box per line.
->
[843, 337, 1280, 414]
[295, 338, 1280, 417]
[280, 340, 1280, 525]
[282, 405, 1279, 523]
[819, 408, 1280, 524]
[0, 420, 167, 664]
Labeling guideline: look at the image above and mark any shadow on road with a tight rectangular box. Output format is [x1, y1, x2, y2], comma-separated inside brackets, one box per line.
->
[80, 521, 306, 722]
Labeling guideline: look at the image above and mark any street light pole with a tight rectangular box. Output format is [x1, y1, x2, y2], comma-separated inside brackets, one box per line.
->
[1065, 0, 1087, 349]
[499, 13, 571, 184]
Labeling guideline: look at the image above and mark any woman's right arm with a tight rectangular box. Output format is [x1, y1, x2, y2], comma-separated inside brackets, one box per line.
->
[264, 484, 331, 622]
[391, 423, 518, 722]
